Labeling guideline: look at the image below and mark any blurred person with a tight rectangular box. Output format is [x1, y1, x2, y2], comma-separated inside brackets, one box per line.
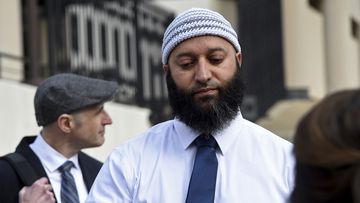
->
[290, 89, 360, 203]
[0, 73, 118, 203]
[86, 8, 294, 203]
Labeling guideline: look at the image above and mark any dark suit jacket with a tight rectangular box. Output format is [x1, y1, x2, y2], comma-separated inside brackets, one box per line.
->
[0, 136, 103, 203]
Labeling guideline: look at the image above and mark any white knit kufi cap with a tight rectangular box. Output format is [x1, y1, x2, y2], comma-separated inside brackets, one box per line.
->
[161, 8, 241, 64]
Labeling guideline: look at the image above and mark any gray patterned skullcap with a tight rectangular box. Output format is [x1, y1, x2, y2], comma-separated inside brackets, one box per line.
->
[161, 8, 241, 64]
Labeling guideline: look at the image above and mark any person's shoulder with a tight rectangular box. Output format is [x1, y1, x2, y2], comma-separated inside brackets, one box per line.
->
[147, 119, 175, 134]
[239, 118, 295, 171]
[110, 119, 176, 158]
[0, 154, 23, 198]
[78, 152, 102, 167]
[0, 155, 16, 174]
[123, 119, 175, 145]
[240, 118, 292, 147]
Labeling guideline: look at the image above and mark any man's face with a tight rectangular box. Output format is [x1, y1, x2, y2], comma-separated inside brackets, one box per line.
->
[69, 104, 112, 149]
[164, 36, 244, 134]
[165, 36, 241, 108]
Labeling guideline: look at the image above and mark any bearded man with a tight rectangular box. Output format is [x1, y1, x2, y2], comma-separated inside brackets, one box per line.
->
[86, 8, 294, 203]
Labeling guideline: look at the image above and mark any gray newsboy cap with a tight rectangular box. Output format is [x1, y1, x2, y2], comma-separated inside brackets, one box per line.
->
[34, 73, 118, 126]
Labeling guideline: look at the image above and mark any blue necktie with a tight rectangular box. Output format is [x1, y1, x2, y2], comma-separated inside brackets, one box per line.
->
[58, 161, 79, 203]
[186, 135, 218, 203]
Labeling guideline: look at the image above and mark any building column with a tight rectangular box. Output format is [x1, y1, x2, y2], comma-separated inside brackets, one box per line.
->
[323, 0, 360, 93]
[25, 0, 41, 84]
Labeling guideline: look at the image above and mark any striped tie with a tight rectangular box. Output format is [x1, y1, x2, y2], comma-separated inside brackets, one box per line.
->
[58, 161, 79, 203]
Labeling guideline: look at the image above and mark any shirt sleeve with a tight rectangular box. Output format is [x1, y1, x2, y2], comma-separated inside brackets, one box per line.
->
[284, 146, 296, 203]
[288, 154, 296, 187]
[85, 146, 136, 203]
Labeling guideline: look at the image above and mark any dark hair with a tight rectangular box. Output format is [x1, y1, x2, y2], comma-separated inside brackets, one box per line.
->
[291, 89, 360, 203]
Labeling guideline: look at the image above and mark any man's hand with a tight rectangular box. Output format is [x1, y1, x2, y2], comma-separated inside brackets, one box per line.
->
[19, 177, 55, 203]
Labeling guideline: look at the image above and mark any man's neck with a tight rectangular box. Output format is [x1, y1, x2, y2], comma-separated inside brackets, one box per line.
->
[41, 128, 79, 158]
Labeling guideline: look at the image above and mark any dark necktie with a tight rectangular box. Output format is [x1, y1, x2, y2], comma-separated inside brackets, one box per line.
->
[186, 135, 218, 203]
[58, 161, 80, 203]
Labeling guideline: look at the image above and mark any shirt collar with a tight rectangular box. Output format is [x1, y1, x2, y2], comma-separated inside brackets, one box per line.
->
[174, 118, 198, 150]
[30, 134, 80, 172]
[174, 111, 244, 156]
[213, 112, 244, 155]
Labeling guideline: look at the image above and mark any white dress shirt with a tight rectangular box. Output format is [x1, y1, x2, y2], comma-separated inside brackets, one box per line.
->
[86, 112, 295, 203]
[30, 135, 89, 203]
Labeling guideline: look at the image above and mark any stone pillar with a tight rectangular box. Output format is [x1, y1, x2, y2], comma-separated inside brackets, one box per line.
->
[323, 0, 360, 93]
[25, 0, 41, 84]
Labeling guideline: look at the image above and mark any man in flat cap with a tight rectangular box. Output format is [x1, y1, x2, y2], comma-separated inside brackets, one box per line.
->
[0, 73, 118, 203]
[87, 8, 294, 203]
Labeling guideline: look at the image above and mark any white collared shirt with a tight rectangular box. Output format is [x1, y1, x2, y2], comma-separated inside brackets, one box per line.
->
[86, 112, 295, 203]
[30, 135, 89, 203]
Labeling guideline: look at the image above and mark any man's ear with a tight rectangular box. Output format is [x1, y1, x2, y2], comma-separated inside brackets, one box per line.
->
[236, 52, 242, 67]
[163, 64, 169, 74]
[57, 114, 73, 133]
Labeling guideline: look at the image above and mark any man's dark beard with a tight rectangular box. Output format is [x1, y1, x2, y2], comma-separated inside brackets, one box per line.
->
[166, 67, 245, 135]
